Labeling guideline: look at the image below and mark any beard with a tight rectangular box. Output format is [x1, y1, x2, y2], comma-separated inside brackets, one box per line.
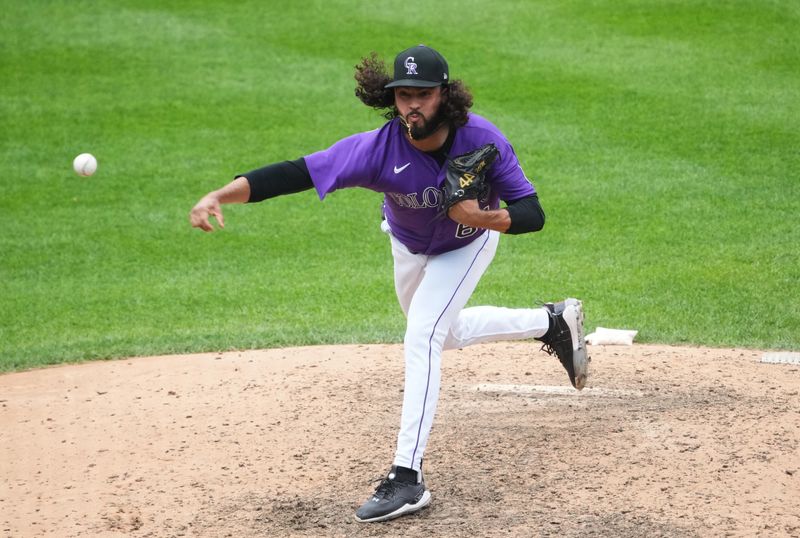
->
[402, 106, 446, 140]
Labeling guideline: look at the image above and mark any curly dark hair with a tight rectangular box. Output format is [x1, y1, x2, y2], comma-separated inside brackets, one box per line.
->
[354, 52, 473, 127]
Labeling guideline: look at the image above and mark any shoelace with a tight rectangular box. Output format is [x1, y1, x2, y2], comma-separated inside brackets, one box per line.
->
[371, 477, 399, 500]
[539, 342, 557, 357]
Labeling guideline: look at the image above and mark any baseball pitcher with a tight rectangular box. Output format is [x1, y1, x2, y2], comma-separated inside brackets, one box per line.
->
[189, 44, 590, 523]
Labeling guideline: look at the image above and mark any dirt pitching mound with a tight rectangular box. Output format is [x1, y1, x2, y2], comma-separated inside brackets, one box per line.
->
[1, 343, 798, 537]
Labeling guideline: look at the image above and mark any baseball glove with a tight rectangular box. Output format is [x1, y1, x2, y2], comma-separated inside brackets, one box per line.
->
[440, 143, 499, 215]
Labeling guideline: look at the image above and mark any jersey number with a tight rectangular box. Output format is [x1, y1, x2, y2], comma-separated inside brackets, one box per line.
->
[454, 203, 490, 239]
[455, 223, 480, 239]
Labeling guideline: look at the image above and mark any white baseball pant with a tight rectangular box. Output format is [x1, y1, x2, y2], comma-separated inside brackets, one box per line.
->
[388, 230, 551, 471]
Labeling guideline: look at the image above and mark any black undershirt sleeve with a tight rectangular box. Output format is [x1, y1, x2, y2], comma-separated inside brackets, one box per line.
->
[505, 194, 546, 235]
[238, 158, 313, 203]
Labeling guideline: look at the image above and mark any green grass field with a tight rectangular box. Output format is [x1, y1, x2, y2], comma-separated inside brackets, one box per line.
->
[1, 1, 798, 371]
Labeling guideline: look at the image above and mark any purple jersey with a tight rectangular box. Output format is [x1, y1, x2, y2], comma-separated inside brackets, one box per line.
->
[304, 113, 535, 255]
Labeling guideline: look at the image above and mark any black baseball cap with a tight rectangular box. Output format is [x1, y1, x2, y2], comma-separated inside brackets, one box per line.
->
[385, 45, 449, 89]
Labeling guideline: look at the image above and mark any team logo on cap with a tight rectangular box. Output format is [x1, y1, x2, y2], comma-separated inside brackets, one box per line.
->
[404, 56, 418, 75]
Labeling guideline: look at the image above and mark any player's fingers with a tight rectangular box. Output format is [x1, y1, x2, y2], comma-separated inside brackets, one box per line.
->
[199, 217, 214, 232]
[189, 208, 214, 232]
[212, 208, 225, 229]
[195, 216, 213, 232]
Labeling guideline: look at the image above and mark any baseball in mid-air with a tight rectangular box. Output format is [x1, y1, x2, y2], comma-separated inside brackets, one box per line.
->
[73, 153, 97, 177]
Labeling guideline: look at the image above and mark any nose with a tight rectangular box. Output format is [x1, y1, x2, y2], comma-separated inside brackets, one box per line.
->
[407, 95, 423, 110]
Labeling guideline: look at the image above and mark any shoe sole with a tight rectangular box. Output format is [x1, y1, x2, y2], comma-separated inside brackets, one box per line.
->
[354, 490, 431, 523]
[563, 298, 589, 390]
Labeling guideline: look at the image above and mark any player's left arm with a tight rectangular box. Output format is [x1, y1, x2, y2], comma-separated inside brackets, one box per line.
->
[447, 194, 544, 234]
[447, 200, 510, 232]
[447, 137, 544, 234]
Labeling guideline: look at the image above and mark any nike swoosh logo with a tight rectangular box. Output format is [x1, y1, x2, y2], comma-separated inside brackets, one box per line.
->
[394, 163, 411, 174]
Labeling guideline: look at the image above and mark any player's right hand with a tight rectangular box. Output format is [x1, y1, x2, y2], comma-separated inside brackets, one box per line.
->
[189, 194, 225, 232]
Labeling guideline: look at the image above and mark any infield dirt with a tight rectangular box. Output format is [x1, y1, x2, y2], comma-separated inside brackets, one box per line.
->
[1, 343, 798, 537]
